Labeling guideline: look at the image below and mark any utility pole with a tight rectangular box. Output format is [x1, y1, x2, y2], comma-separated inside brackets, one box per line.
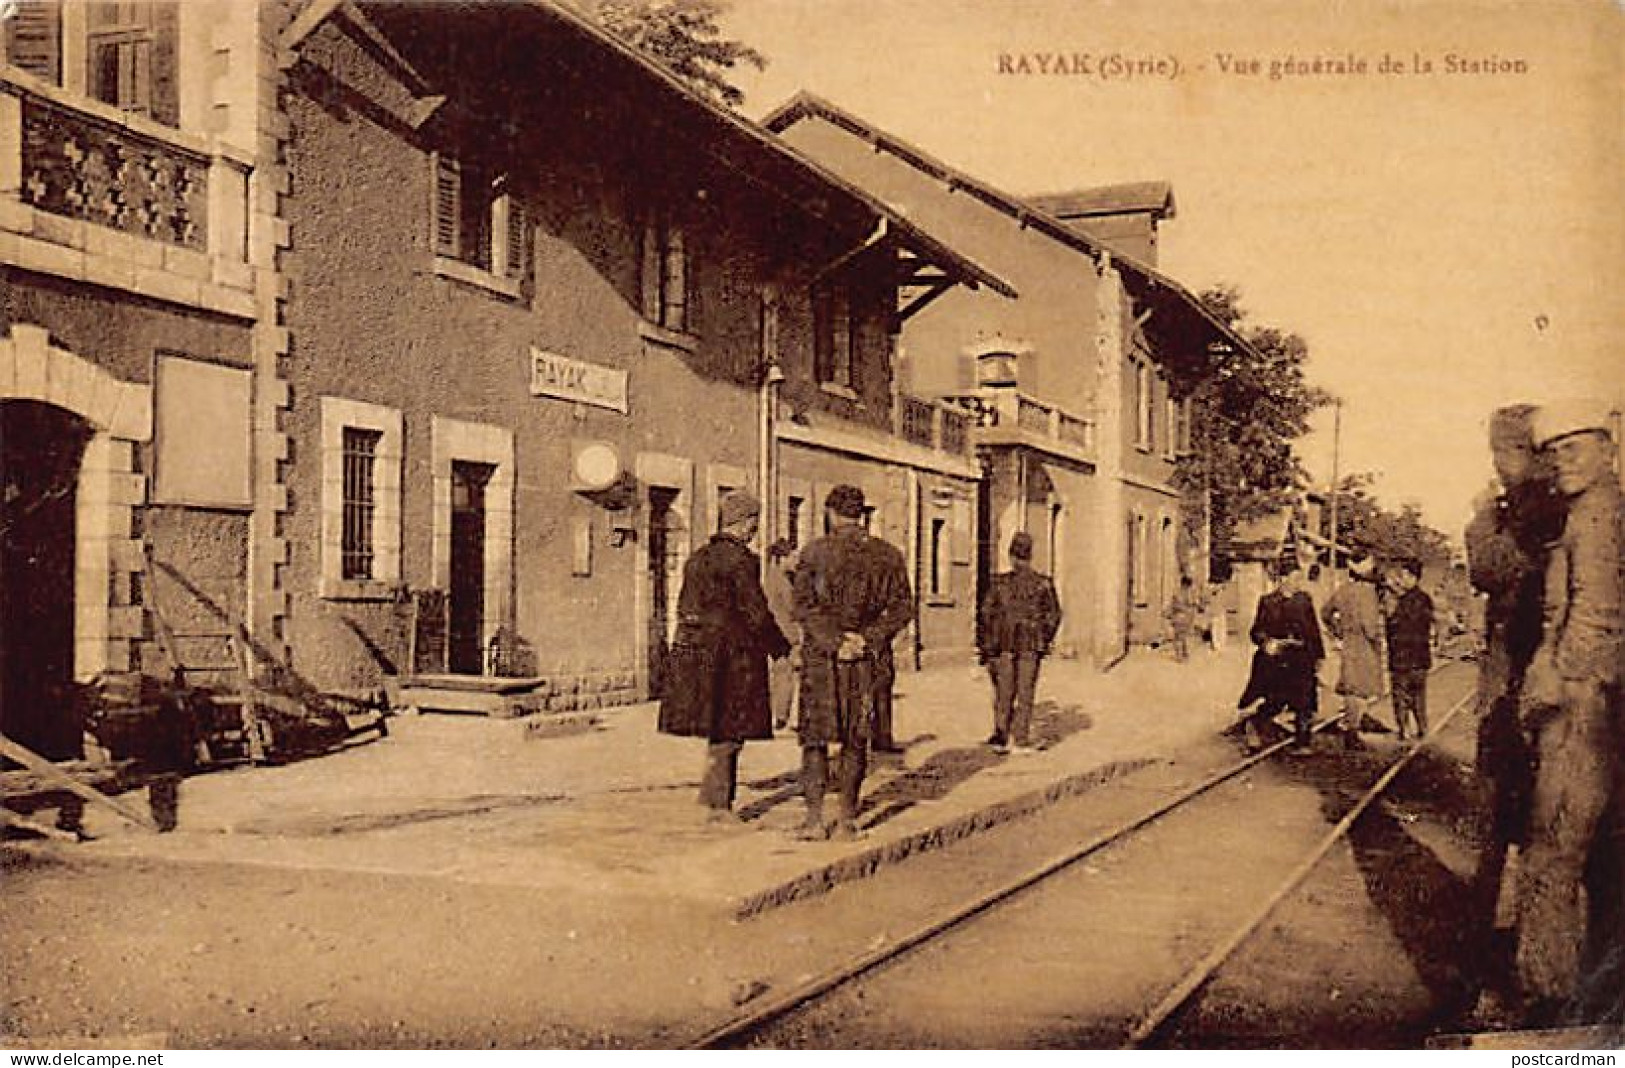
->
[1328, 398, 1342, 573]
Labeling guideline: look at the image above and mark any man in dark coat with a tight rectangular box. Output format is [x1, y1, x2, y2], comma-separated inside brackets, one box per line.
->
[658, 490, 790, 823]
[977, 530, 1062, 753]
[1383, 556, 1435, 740]
[793, 485, 912, 841]
[1236, 556, 1325, 754]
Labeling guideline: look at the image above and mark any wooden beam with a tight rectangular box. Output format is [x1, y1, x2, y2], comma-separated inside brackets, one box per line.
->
[0, 806, 79, 842]
[0, 735, 159, 833]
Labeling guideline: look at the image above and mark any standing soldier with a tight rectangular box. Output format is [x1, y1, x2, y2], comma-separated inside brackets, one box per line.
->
[1383, 556, 1435, 741]
[1235, 556, 1325, 754]
[976, 530, 1063, 753]
[1515, 400, 1621, 1026]
[1320, 553, 1385, 749]
[793, 485, 912, 841]
[1464, 404, 1565, 1010]
[658, 491, 790, 824]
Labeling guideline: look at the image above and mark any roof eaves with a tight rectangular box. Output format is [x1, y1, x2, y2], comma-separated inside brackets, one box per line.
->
[766, 92, 1253, 360]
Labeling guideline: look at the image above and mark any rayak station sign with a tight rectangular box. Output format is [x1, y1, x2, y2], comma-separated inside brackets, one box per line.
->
[528, 347, 628, 414]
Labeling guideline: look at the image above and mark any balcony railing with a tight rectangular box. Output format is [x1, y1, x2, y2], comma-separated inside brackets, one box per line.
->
[893, 394, 974, 458]
[2, 71, 252, 287]
[19, 93, 208, 249]
[940, 388, 1097, 457]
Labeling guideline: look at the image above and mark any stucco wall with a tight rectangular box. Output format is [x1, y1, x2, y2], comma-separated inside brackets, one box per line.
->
[279, 21, 899, 694]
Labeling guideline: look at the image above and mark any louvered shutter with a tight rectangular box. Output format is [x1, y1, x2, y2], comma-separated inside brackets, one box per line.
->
[503, 196, 529, 282]
[148, 1, 178, 125]
[433, 156, 460, 257]
[5, 0, 63, 84]
[639, 222, 661, 321]
[661, 226, 686, 330]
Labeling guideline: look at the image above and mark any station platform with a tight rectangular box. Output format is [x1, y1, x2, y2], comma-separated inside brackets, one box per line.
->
[73, 645, 1256, 918]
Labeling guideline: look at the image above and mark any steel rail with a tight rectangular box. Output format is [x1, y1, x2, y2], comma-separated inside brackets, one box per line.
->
[685, 705, 1351, 1048]
[1122, 683, 1478, 1047]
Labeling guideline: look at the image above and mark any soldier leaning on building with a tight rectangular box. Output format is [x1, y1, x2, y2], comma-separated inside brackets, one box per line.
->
[1513, 399, 1622, 1027]
[792, 485, 912, 841]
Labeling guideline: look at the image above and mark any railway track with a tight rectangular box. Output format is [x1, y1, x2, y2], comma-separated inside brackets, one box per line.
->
[686, 660, 1481, 1049]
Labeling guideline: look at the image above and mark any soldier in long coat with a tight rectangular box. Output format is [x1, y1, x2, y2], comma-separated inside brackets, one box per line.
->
[1236, 556, 1325, 753]
[793, 485, 912, 840]
[658, 491, 790, 822]
[1514, 400, 1623, 1026]
[1321, 554, 1386, 748]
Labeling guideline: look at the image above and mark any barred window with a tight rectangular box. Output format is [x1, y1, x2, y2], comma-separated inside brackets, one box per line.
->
[341, 427, 383, 580]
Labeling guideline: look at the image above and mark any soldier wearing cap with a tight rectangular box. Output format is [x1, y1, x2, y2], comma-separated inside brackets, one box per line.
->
[1321, 551, 1385, 749]
[791, 484, 912, 840]
[976, 530, 1062, 753]
[1513, 398, 1622, 1024]
[1463, 404, 1564, 987]
[658, 489, 791, 823]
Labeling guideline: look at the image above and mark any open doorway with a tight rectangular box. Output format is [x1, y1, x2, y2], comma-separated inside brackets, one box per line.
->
[448, 460, 495, 675]
[1, 400, 94, 761]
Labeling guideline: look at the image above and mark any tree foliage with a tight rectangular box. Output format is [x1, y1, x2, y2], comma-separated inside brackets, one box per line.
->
[1324, 472, 1452, 569]
[1172, 285, 1333, 578]
[584, 0, 766, 109]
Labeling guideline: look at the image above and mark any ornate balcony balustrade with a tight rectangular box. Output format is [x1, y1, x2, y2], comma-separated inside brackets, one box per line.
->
[894, 394, 975, 458]
[19, 92, 208, 250]
[940, 388, 1097, 459]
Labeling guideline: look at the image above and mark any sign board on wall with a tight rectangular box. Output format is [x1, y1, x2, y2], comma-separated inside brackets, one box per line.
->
[529, 347, 628, 414]
[154, 354, 252, 508]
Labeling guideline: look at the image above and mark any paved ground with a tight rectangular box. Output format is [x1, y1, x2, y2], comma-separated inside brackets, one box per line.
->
[69, 644, 1256, 916]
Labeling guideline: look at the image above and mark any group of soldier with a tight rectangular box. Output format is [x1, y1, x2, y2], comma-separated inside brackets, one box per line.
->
[1465, 399, 1622, 1031]
[1235, 550, 1436, 757]
[656, 482, 1060, 843]
[648, 396, 1621, 1032]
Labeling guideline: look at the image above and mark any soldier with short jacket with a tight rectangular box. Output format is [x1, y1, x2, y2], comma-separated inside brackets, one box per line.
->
[1512, 399, 1622, 1026]
[976, 531, 1062, 754]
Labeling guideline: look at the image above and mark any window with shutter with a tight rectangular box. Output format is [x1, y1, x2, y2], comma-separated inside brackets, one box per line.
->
[639, 211, 693, 332]
[812, 279, 853, 389]
[82, 1, 177, 124]
[502, 196, 529, 282]
[3, 0, 63, 85]
[434, 155, 461, 257]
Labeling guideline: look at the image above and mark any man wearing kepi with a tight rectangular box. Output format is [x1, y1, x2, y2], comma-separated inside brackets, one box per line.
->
[1464, 404, 1565, 947]
[658, 490, 790, 824]
[977, 530, 1063, 754]
[1514, 399, 1622, 1025]
[793, 485, 912, 840]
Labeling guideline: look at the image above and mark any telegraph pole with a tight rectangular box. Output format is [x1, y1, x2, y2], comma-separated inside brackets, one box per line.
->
[1328, 398, 1342, 573]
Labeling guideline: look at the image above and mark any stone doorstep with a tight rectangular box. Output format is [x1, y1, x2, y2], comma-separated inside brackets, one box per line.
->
[728, 755, 1158, 922]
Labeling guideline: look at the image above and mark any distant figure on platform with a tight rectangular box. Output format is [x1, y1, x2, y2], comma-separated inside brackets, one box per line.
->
[1383, 556, 1435, 742]
[658, 491, 790, 824]
[976, 531, 1063, 754]
[1320, 553, 1384, 750]
[763, 539, 801, 730]
[1166, 575, 1200, 663]
[1236, 556, 1325, 754]
[793, 485, 912, 841]
[1513, 400, 1622, 1027]
[1208, 583, 1229, 652]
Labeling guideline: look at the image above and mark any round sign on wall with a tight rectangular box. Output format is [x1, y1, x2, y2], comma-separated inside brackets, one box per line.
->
[572, 441, 621, 492]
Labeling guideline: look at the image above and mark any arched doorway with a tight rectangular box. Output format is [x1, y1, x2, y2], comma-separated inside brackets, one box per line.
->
[1, 400, 94, 761]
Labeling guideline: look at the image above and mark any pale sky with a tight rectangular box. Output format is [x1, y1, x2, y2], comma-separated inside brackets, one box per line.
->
[723, 0, 1624, 542]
